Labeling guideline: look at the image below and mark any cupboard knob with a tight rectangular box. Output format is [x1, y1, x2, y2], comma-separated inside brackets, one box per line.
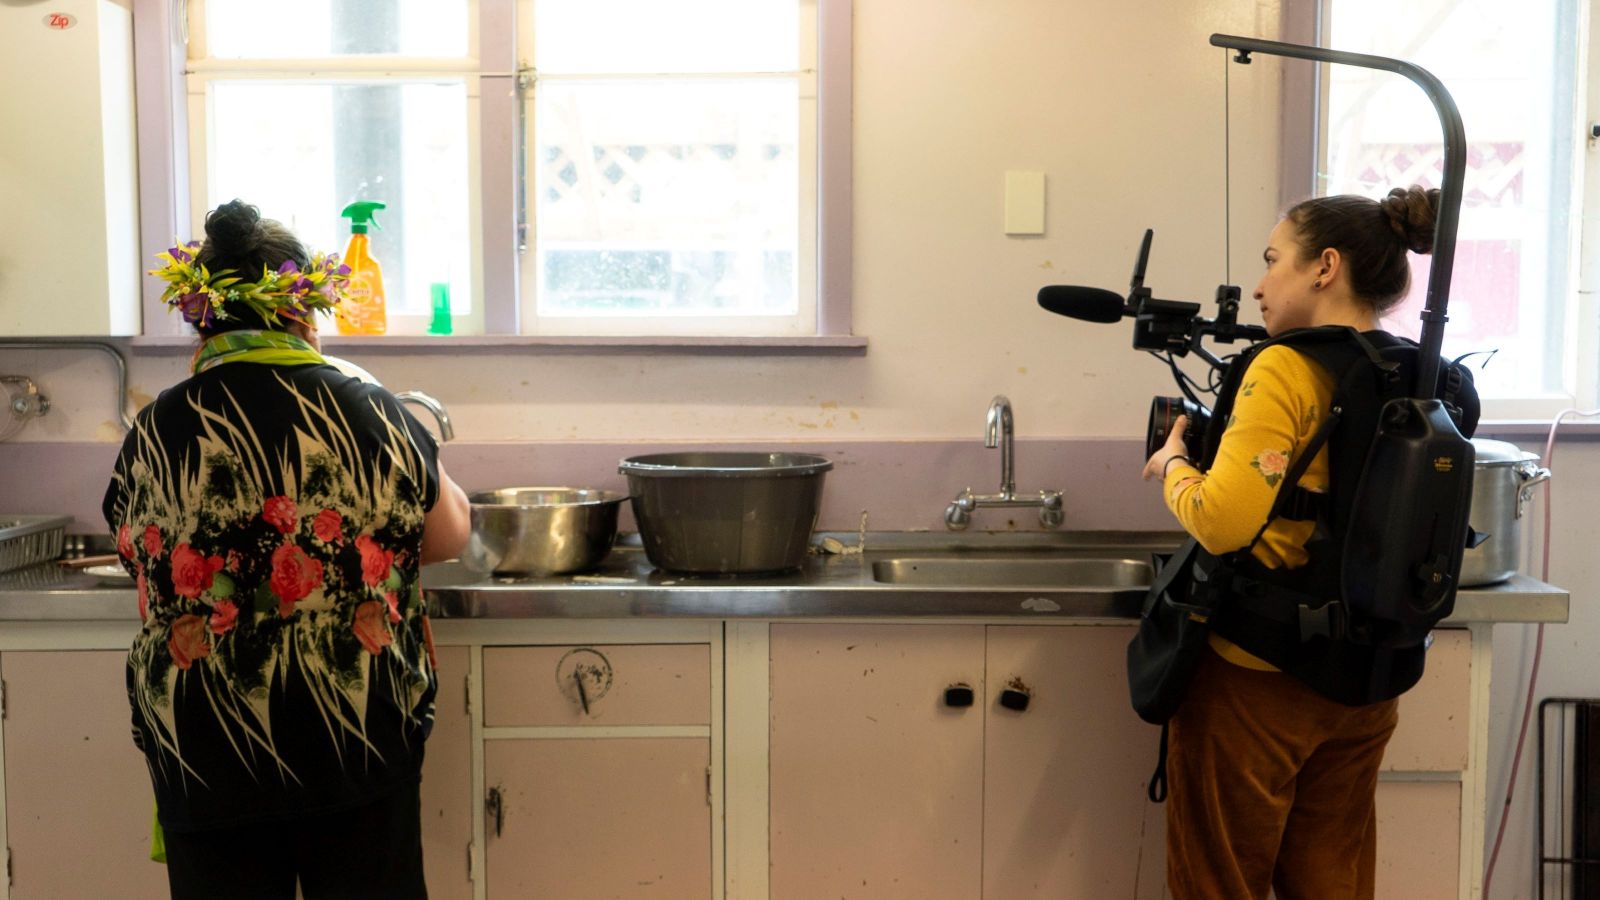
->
[999, 688, 1030, 712]
[944, 683, 975, 707]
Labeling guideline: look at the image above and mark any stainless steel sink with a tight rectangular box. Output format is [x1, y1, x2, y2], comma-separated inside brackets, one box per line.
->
[869, 557, 1153, 589]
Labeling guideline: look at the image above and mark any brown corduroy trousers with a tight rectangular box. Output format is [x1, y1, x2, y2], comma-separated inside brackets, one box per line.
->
[1166, 647, 1400, 900]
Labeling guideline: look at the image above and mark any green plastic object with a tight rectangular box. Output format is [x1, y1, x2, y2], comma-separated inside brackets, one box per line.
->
[340, 200, 386, 234]
[428, 283, 453, 335]
[150, 802, 167, 863]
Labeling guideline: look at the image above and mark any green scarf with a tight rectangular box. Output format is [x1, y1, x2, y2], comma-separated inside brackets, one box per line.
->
[191, 330, 326, 375]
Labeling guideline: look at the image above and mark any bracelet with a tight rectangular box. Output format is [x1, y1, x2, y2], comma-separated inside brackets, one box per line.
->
[1162, 455, 1191, 479]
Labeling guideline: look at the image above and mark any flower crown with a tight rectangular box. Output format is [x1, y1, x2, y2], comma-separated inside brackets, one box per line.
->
[149, 241, 352, 329]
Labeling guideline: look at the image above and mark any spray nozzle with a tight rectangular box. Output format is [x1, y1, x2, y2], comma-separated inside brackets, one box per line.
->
[341, 201, 387, 234]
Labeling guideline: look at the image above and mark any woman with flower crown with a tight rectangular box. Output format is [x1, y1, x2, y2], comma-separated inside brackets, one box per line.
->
[102, 199, 470, 899]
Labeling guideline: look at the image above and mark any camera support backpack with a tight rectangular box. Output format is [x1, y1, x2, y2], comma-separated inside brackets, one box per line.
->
[1190, 326, 1479, 703]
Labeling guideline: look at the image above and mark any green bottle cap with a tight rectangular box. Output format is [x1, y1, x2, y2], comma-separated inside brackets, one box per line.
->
[340, 200, 387, 234]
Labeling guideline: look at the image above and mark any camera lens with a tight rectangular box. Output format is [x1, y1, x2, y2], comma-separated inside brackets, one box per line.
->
[1146, 396, 1210, 461]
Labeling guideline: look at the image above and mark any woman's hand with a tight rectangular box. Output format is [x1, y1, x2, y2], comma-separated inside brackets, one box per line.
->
[1141, 415, 1191, 482]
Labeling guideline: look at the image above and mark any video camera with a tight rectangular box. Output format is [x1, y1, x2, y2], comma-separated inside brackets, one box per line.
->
[1036, 229, 1268, 461]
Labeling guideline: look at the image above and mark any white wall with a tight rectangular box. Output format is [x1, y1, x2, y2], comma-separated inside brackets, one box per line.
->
[3, 0, 1287, 443]
[4, 2, 1593, 897]
[1483, 437, 1600, 900]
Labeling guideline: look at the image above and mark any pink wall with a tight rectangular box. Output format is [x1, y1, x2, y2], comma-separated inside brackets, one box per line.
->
[0, 437, 1175, 535]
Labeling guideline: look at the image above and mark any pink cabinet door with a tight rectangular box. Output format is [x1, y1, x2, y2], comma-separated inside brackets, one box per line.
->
[1375, 781, 1461, 899]
[1, 649, 169, 899]
[483, 737, 711, 898]
[982, 625, 1167, 899]
[1385, 628, 1472, 771]
[769, 623, 986, 900]
[420, 645, 472, 900]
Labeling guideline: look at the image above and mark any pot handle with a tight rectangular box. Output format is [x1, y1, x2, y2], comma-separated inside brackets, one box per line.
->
[1513, 462, 1552, 519]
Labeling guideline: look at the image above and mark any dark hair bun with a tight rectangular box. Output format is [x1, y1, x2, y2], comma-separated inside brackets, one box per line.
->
[204, 199, 262, 255]
[1380, 185, 1440, 254]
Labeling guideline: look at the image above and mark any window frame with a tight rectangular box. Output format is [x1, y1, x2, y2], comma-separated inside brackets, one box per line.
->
[1280, 0, 1599, 419]
[132, 0, 858, 347]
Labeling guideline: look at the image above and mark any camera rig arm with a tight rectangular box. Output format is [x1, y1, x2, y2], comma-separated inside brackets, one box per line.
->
[1209, 33, 1466, 401]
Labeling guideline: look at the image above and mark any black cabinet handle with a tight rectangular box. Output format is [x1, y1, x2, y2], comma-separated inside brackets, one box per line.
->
[999, 688, 1030, 712]
[944, 683, 974, 707]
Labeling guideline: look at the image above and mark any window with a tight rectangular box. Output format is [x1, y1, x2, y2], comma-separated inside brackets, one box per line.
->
[178, 0, 836, 339]
[1318, 0, 1587, 416]
[525, 0, 814, 336]
[188, 0, 479, 335]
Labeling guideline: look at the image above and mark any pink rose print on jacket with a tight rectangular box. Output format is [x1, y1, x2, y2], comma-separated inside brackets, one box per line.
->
[168, 614, 211, 670]
[142, 524, 163, 558]
[352, 600, 393, 655]
[209, 599, 239, 636]
[117, 524, 135, 560]
[384, 591, 402, 623]
[170, 543, 225, 599]
[262, 496, 299, 534]
[356, 535, 395, 587]
[1250, 448, 1292, 488]
[269, 544, 325, 617]
[312, 509, 343, 544]
[137, 572, 149, 622]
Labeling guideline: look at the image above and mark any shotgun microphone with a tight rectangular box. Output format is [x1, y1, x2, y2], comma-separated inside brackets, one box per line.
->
[1035, 285, 1131, 323]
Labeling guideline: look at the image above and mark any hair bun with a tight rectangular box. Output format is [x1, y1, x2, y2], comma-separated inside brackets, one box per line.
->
[1380, 185, 1440, 255]
[204, 199, 262, 254]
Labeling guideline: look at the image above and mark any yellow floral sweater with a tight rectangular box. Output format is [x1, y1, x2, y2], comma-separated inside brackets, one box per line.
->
[1161, 345, 1337, 670]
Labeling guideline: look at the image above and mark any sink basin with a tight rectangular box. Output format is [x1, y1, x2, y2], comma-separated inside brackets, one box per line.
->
[870, 557, 1153, 589]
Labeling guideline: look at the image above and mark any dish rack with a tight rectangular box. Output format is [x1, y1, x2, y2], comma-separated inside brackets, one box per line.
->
[0, 515, 71, 574]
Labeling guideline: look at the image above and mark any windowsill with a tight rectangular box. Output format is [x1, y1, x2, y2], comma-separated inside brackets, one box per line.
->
[127, 334, 869, 355]
[1476, 419, 1600, 440]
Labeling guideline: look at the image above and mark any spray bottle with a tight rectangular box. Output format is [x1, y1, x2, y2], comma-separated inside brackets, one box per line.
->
[337, 201, 387, 336]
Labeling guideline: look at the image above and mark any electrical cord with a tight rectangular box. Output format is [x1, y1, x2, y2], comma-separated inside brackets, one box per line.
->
[1482, 407, 1600, 895]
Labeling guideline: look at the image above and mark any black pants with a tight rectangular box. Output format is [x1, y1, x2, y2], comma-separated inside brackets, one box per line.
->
[162, 783, 427, 900]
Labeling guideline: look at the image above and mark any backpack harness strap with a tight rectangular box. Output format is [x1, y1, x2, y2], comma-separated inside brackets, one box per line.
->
[1213, 326, 1394, 645]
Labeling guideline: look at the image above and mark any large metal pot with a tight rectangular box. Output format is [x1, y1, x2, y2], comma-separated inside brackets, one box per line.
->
[1460, 439, 1551, 586]
[463, 488, 626, 576]
[619, 452, 833, 575]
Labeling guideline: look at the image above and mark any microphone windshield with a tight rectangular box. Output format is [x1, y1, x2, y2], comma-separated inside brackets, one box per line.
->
[1037, 285, 1129, 323]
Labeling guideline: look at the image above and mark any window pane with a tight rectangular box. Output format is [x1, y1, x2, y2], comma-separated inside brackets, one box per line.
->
[534, 0, 797, 74]
[534, 80, 799, 317]
[205, 0, 467, 59]
[1325, 0, 1578, 399]
[208, 81, 473, 324]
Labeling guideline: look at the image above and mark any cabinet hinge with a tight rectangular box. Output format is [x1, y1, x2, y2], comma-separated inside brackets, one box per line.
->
[6, 845, 11, 887]
[464, 670, 473, 716]
[1, 678, 7, 719]
[466, 840, 476, 882]
[705, 765, 713, 807]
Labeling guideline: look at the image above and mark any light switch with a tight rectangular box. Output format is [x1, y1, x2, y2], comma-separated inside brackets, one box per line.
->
[1004, 171, 1046, 235]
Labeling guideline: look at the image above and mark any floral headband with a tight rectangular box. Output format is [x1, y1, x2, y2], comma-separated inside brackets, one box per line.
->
[149, 241, 352, 330]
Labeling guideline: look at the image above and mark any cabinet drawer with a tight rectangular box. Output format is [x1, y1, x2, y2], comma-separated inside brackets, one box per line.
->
[483, 643, 711, 727]
[1384, 629, 1471, 771]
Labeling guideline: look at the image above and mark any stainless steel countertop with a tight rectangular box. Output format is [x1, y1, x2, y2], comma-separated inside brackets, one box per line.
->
[0, 531, 1571, 624]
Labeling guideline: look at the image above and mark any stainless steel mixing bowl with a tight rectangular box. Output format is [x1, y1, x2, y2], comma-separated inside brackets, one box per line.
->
[619, 452, 833, 575]
[463, 488, 626, 576]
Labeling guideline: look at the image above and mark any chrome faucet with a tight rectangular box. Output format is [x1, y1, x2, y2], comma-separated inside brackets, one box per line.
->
[394, 390, 455, 442]
[945, 395, 1064, 530]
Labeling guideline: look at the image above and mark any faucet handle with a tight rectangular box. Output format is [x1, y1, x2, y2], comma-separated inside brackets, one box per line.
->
[945, 488, 975, 531]
[1038, 491, 1064, 529]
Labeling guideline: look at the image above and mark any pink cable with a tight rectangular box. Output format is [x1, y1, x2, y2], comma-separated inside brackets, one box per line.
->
[1482, 408, 1600, 894]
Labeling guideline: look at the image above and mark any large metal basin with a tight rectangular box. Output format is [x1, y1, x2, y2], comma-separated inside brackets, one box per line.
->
[464, 488, 626, 577]
[870, 557, 1153, 589]
[620, 451, 832, 575]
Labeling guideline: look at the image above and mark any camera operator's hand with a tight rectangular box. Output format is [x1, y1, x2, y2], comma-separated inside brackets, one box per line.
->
[1142, 415, 1191, 482]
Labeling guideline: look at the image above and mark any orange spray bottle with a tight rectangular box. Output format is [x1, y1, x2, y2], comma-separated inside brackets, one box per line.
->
[336, 201, 387, 335]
